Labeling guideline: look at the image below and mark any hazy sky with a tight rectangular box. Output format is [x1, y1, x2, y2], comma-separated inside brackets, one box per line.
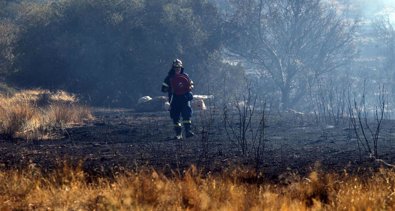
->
[360, 0, 395, 19]
[337, 0, 395, 22]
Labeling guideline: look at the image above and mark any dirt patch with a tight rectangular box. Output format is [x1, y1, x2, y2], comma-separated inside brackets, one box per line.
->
[1, 108, 395, 181]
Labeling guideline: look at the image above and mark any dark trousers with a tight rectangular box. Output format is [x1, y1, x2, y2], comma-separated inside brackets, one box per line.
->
[170, 100, 192, 124]
[170, 95, 192, 133]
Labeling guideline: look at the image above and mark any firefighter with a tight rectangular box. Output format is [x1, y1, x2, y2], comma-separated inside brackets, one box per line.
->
[161, 59, 195, 140]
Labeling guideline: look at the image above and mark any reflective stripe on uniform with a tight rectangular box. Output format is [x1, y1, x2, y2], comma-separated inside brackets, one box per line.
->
[183, 120, 192, 124]
[162, 82, 169, 87]
[190, 80, 194, 89]
[174, 123, 182, 127]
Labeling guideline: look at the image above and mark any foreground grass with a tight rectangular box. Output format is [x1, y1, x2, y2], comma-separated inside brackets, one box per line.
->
[1, 164, 394, 210]
[0, 89, 93, 139]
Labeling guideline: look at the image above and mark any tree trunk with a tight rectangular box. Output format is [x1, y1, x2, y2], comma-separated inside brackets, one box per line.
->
[280, 87, 290, 111]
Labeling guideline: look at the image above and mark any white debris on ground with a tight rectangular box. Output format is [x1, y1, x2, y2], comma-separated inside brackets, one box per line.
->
[137, 96, 152, 104]
[136, 95, 211, 112]
[193, 95, 214, 100]
[192, 98, 206, 110]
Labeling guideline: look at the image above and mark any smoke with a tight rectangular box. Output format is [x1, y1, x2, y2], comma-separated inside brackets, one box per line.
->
[332, 0, 395, 23]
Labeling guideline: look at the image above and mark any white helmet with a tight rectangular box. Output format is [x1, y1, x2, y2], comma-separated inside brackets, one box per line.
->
[172, 59, 183, 68]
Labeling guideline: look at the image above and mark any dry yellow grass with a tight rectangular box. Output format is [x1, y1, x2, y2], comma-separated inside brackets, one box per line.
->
[0, 89, 93, 139]
[0, 164, 394, 210]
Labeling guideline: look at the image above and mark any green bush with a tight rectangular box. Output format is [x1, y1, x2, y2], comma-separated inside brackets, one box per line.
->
[5, 0, 238, 107]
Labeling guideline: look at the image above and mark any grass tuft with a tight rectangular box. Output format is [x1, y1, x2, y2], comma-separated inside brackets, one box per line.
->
[1, 164, 395, 210]
[0, 89, 93, 139]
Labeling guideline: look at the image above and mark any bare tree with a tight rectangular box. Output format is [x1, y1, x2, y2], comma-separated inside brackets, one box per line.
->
[222, 79, 267, 166]
[348, 84, 386, 158]
[224, 0, 356, 110]
[196, 97, 217, 163]
[310, 78, 348, 125]
[373, 17, 395, 95]
[223, 82, 257, 156]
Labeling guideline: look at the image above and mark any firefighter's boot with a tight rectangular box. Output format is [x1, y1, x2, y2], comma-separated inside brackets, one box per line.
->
[184, 122, 195, 138]
[174, 123, 183, 140]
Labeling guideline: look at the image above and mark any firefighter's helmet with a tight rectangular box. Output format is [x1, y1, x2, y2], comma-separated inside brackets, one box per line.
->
[172, 59, 183, 68]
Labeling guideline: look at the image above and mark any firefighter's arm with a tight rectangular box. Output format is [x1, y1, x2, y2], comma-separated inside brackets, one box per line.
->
[161, 77, 170, 93]
[161, 82, 169, 92]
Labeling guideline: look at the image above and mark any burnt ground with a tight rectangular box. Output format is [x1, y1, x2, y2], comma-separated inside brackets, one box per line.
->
[1, 108, 395, 181]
